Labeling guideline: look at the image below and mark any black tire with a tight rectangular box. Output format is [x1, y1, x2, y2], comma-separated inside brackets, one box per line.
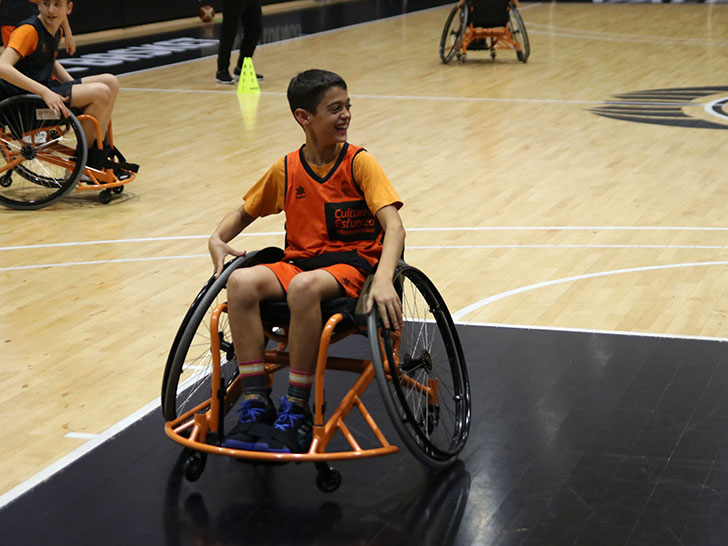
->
[439, 4, 468, 64]
[98, 189, 112, 204]
[0, 95, 86, 210]
[508, 3, 530, 62]
[161, 247, 284, 421]
[369, 263, 471, 469]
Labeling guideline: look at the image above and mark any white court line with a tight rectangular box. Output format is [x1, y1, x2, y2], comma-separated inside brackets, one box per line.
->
[64, 432, 102, 440]
[0, 231, 283, 252]
[0, 254, 208, 272]
[452, 260, 728, 321]
[4, 225, 728, 253]
[5, 241, 728, 272]
[118, 87, 708, 107]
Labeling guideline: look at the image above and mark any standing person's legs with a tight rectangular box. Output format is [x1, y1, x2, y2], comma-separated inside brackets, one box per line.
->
[235, 0, 262, 70]
[217, 0, 244, 73]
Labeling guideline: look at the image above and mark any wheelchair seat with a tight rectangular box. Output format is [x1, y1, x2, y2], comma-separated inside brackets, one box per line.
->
[468, 0, 509, 28]
[260, 296, 365, 333]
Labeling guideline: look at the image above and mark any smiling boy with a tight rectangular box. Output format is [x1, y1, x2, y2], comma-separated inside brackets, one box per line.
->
[0, 0, 120, 169]
[208, 69, 406, 454]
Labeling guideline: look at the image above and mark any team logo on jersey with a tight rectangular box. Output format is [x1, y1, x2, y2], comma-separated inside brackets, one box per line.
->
[325, 200, 380, 242]
[589, 86, 728, 130]
[295, 185, 306, 199]
[340, 180, 354, 197]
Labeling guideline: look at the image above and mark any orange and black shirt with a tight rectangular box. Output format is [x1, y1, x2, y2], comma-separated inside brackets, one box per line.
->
[6, 15, 60, 85]
[243, 142, 402, 273]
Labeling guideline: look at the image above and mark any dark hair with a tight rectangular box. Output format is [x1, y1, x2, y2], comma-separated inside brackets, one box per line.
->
[287, 69, 347, 114]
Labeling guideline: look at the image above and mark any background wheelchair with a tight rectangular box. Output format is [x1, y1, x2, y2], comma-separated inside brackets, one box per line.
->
[440, 0, 530, 64]
[161, 248, 471, 492]
[0, 94, 137, 210]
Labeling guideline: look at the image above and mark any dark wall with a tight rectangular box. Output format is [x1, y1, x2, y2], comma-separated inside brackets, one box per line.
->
[67, 0, 288, 34]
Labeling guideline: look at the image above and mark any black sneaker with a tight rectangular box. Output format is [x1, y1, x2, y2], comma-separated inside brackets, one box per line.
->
[221, 396, 276, 450]
[215, 70, 234, 84]
[254, 397, 312, 453]
[233, 66, 264, 80]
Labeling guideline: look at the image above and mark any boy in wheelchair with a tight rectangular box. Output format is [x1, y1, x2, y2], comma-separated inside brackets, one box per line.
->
[0, 0, 133, 175]
[208, 69, 406, 454]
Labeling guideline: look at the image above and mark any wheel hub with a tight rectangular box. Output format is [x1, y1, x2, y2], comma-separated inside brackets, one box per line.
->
[21, 143, 36, 160]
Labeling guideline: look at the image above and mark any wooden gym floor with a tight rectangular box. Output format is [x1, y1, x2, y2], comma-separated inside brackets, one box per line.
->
[1, 1, 728, 544]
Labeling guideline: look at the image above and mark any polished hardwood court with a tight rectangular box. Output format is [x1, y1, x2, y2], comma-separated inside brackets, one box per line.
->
[1, 1, 727, 544]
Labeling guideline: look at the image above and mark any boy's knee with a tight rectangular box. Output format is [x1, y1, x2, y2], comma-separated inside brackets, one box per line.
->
[287, 274, 321, 309]
[104, 74, 120, 94]
[90, 82, 112, 104]
[226, 270, 259, 305]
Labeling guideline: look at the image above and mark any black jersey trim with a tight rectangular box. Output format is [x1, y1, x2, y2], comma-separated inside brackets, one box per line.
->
[298, 142, 349, 184]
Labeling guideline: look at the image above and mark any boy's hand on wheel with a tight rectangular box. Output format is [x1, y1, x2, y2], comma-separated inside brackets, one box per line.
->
[209, 237, 246, 278]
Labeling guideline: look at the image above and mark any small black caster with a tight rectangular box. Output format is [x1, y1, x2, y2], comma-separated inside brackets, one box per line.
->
[98, 189, 111, 204]
[315, 462, 341, 493]
[183, 451, 207, 482]
[112, 185, 124, 195]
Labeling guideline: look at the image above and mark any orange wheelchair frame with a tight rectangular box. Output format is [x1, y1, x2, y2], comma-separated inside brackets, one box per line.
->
[440, 0, 530, 64]
[0, 94, 137, 210]
[162, 248, 471, 492]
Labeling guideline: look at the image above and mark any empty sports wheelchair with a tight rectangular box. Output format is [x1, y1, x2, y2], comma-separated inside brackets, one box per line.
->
[0, 94, 138, 210]
[440, 0, 530, 63]
[162, 247, 471, 492]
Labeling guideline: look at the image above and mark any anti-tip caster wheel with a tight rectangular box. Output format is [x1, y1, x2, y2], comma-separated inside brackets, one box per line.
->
[315, 463, 342, 493]
[98, 189, 112, 204]
[183, 451, 207, 482]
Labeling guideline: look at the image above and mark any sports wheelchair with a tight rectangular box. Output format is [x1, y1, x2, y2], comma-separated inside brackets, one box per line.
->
[161, 248, 471, 492]
[0, 94, 138, 210]
[440, 0, 530, 64]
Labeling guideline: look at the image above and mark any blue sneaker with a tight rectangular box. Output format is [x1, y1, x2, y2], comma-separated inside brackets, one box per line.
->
[221, 396, 276, 450]
[254, 397, 313, 453]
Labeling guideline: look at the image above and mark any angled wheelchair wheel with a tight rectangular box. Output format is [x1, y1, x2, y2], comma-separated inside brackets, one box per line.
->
[0, 95, 87, 210]
[369, 263, 471, 469]
[439, 4, 468, 64]
[161, 247, 284, 421]
[508, 3, 530, 62]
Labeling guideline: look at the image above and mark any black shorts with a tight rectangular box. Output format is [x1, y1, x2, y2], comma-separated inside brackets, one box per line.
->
[0, 77, 82, 101]
[47, 78, 83, 101]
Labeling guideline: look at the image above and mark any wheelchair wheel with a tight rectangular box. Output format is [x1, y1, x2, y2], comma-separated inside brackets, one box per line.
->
[369, 263, 471, 469]
[508, 3, 530, 62]
[161, 248, 284, 422]
[0, 95, 87, 210]
[439, 4, 468, 64]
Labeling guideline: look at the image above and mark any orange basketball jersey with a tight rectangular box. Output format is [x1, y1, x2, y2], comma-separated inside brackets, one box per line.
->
[283, 143, 383, 272]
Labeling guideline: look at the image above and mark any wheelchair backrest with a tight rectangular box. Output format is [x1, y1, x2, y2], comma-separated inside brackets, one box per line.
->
[468, 0, 510, 28]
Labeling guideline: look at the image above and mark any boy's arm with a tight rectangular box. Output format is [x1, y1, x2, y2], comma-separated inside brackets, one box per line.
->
[60, 19, 75, 55]
[366, 204, 406, 330]
[208, 204, 256, 277]
[0, 47, 69, 116]
[52, 59, 73, 83]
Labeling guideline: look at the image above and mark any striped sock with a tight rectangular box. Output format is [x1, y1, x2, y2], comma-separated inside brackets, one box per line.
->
[238, 359, 268, 399]
[287, 369, 314, 406]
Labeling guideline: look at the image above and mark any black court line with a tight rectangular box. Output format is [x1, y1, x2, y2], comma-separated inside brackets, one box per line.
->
[3, 325, 728, 546]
